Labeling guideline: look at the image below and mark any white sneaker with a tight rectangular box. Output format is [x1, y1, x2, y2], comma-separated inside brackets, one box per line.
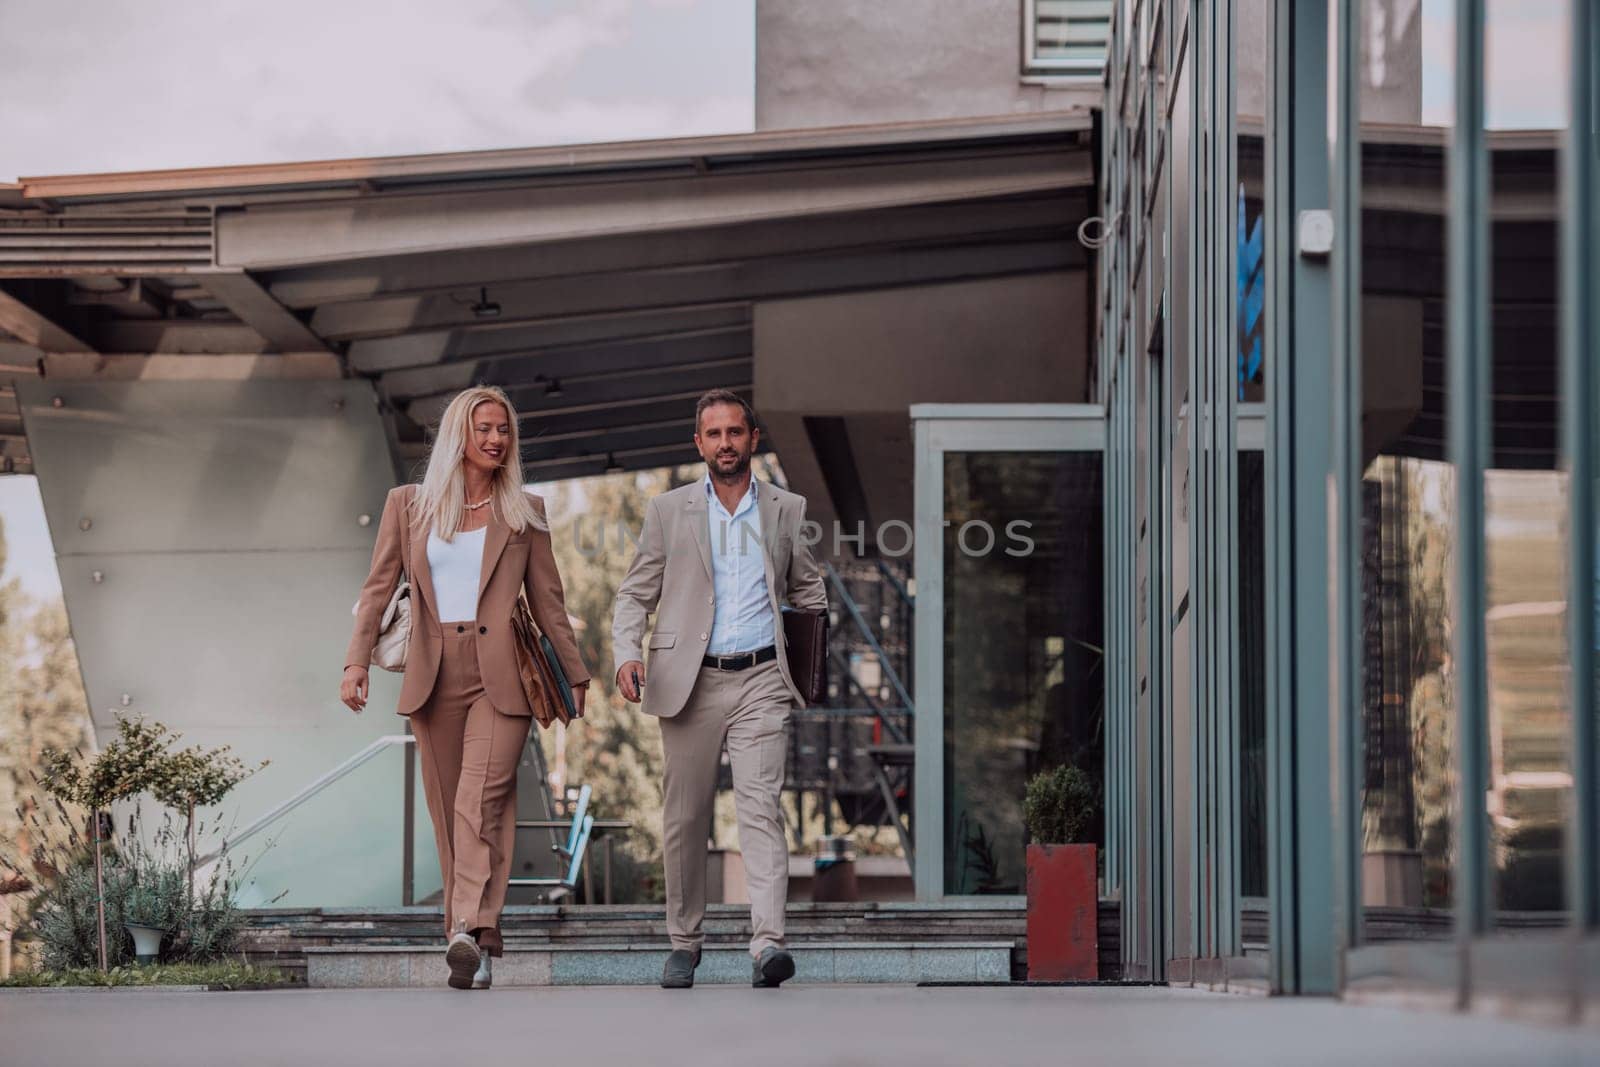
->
[446, 931, 481, 990]
[472, 951, 492, 989]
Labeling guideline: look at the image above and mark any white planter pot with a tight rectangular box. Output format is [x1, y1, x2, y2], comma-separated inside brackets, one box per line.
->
[124, 923, 165, 965]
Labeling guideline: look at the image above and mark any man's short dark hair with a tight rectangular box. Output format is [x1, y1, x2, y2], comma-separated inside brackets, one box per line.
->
[694, 389, 758, 435]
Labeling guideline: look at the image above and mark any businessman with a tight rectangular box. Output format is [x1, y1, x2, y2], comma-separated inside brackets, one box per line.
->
[612, 388, 827, 989]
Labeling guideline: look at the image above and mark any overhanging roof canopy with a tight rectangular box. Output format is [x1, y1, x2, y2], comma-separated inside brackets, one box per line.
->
[0, 111, 1096, 479]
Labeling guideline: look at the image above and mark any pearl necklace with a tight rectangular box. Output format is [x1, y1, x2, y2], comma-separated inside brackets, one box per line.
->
[463, 495, 493, 511]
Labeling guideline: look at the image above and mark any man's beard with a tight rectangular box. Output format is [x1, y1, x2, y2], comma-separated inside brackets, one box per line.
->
[710, 448, 752, 479]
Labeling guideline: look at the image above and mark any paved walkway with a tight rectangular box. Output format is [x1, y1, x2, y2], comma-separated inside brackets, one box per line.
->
[3, 984, 1596, 1066]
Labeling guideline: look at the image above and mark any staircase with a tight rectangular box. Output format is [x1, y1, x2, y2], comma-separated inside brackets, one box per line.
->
[238, 900, 1124, 988]
[757, 559, 915, 857]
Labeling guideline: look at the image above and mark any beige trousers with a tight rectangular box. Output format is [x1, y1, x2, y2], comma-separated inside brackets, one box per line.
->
[409, 625, 531, 957]
[661, 658, 792, 958]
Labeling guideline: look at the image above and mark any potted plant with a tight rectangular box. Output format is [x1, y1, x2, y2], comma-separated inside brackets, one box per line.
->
[121, 879, 169, 965]
[1022, 764, 1099, 981]
[38, 716, 172, 971]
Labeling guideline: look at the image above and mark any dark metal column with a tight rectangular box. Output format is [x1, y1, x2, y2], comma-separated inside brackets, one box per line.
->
[1448, 1, 1493, 1009]
[1264, 0, 1339, 996]
[1330, 0, 1366, 963]
[1562, 0, 1599, 967]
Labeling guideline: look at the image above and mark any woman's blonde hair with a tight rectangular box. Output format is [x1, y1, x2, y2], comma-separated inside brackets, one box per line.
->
[413, 386, 545, 539]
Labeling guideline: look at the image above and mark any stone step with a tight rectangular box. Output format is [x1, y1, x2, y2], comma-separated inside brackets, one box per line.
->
[246, 901, 1032, 925]
[305, 941, 1015, 989]
[241, 900, 1122, 984]
[263, 916, 1030, 939]
[241, 903, 1030, 952]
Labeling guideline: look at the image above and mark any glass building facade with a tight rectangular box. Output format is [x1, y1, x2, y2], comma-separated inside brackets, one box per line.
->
[1084, 0, 1598, 1006]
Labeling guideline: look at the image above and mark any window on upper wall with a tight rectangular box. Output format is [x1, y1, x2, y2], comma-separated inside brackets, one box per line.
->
[1024, 0, 1113, 80]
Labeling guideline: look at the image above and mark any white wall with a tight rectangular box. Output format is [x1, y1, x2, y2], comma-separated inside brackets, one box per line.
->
[756, 0, 1098, 131]
[17, 379, 423, 908]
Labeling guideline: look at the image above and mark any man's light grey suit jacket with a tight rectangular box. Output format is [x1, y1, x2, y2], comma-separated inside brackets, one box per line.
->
[612, 479, 828, 719]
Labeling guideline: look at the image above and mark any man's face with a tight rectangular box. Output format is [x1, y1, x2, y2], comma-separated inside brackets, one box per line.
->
[694, 402, 758, 479]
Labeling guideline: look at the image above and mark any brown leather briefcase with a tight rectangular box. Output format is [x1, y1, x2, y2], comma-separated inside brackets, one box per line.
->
[782, 609, 829, 705]
[511, 594, 575, 729]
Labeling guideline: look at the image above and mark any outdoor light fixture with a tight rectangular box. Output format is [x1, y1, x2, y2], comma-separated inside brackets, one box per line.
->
[470, 287, 501, 318]
[604, 452, 623, 473]
[125, 923, 164, 965]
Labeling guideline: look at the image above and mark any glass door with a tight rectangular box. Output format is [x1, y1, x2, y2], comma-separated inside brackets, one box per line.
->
[911, 404, 1106, 900]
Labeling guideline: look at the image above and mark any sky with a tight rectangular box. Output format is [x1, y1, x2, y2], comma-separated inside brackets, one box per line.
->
[0, 0, 753, 600]
[1419, 0, 1570, 129]
[0, 0, 754, 180]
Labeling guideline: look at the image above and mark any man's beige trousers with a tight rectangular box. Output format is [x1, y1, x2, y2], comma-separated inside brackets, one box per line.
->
[661, 658, 792, 958]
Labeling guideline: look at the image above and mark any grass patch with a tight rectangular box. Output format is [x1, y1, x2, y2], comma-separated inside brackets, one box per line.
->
[2, 959, 295, 990]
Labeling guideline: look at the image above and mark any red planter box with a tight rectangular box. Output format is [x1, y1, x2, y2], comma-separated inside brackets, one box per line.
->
[1025, 843, 1098, 981]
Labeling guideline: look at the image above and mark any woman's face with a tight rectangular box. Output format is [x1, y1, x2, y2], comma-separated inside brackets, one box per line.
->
[463, 400, 511, 475]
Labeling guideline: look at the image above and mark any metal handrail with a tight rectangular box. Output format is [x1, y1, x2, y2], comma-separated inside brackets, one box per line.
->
[823, 562, 915, 714]
[873, 557, 914, 606]
[826, 648, 910, 743]
[194, 734, 415, 868]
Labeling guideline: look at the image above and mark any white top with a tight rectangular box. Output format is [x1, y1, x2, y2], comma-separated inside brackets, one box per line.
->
[426, 526, 486, 623]
[704, 473, 774, 655]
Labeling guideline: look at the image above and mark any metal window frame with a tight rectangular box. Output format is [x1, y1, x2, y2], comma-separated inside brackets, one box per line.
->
[1210, 0, 1242, 961]
[1339, 0, 1600, 1014]
[1110, 0, 1598, 1004]
[1183, 0, 1207, 962]
[1160, 2, 1190, 974]
[1330, 0, 1365, 968]
[1562, 0, 1598, 950]
[1100, 0, 1266, 984]
[1264, 0, 1341, 996]
[910, 403, 1106, 902]
[1115, 0, 1131, 927]
[1448, 3, 1494, 980]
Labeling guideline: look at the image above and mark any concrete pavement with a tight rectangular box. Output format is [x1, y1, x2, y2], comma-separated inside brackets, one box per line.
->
[3, 984, 1596, 1066]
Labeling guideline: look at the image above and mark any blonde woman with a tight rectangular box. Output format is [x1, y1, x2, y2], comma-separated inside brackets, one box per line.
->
[341, 386, 590, 990]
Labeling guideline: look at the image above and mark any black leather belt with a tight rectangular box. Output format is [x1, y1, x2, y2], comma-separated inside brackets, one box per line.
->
[702, 645, 777, 671]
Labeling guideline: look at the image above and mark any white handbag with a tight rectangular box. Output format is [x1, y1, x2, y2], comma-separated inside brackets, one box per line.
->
[353, 489, 414, 672]
[370, 577, 411, 672]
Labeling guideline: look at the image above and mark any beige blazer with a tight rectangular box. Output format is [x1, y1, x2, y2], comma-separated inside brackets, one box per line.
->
[345, 484, 591, 717]
[612, 478, 828, 719]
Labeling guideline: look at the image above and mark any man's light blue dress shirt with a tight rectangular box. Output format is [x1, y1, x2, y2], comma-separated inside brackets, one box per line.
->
[705, 473, 776, 655]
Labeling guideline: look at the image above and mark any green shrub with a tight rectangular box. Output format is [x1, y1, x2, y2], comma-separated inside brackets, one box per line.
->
[2, 961, 291, 989]
[28, 715, 266, 971]
[28, 813, 246, 969]
[1023, 765, 1098, 846]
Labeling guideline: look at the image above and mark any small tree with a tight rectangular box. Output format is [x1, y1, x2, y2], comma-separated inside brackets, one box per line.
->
[146, 742, 266, 883]
[1023, 765, 1098, 847]
[37, 717, 173, 970]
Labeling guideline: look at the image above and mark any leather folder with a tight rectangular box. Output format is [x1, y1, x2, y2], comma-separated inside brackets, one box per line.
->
[782, 608, 829, 705]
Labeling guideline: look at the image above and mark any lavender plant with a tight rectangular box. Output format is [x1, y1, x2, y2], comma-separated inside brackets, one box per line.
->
[36, 716, 173, 969]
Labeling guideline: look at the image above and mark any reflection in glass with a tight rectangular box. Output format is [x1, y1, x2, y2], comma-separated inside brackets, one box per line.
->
[1484, 0, 1570, 921]
[1235, 0, 1269, 914]
[1236, 0, 1267, 405]
[943, 452, 1104, 895]
[1237, 450, 1267, 899]
[1356, 0, 1457, 935]
[1485, 472, 1570, 912]
[1361, 456, 1457, 913]
[1165, 42, 1194, 957]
